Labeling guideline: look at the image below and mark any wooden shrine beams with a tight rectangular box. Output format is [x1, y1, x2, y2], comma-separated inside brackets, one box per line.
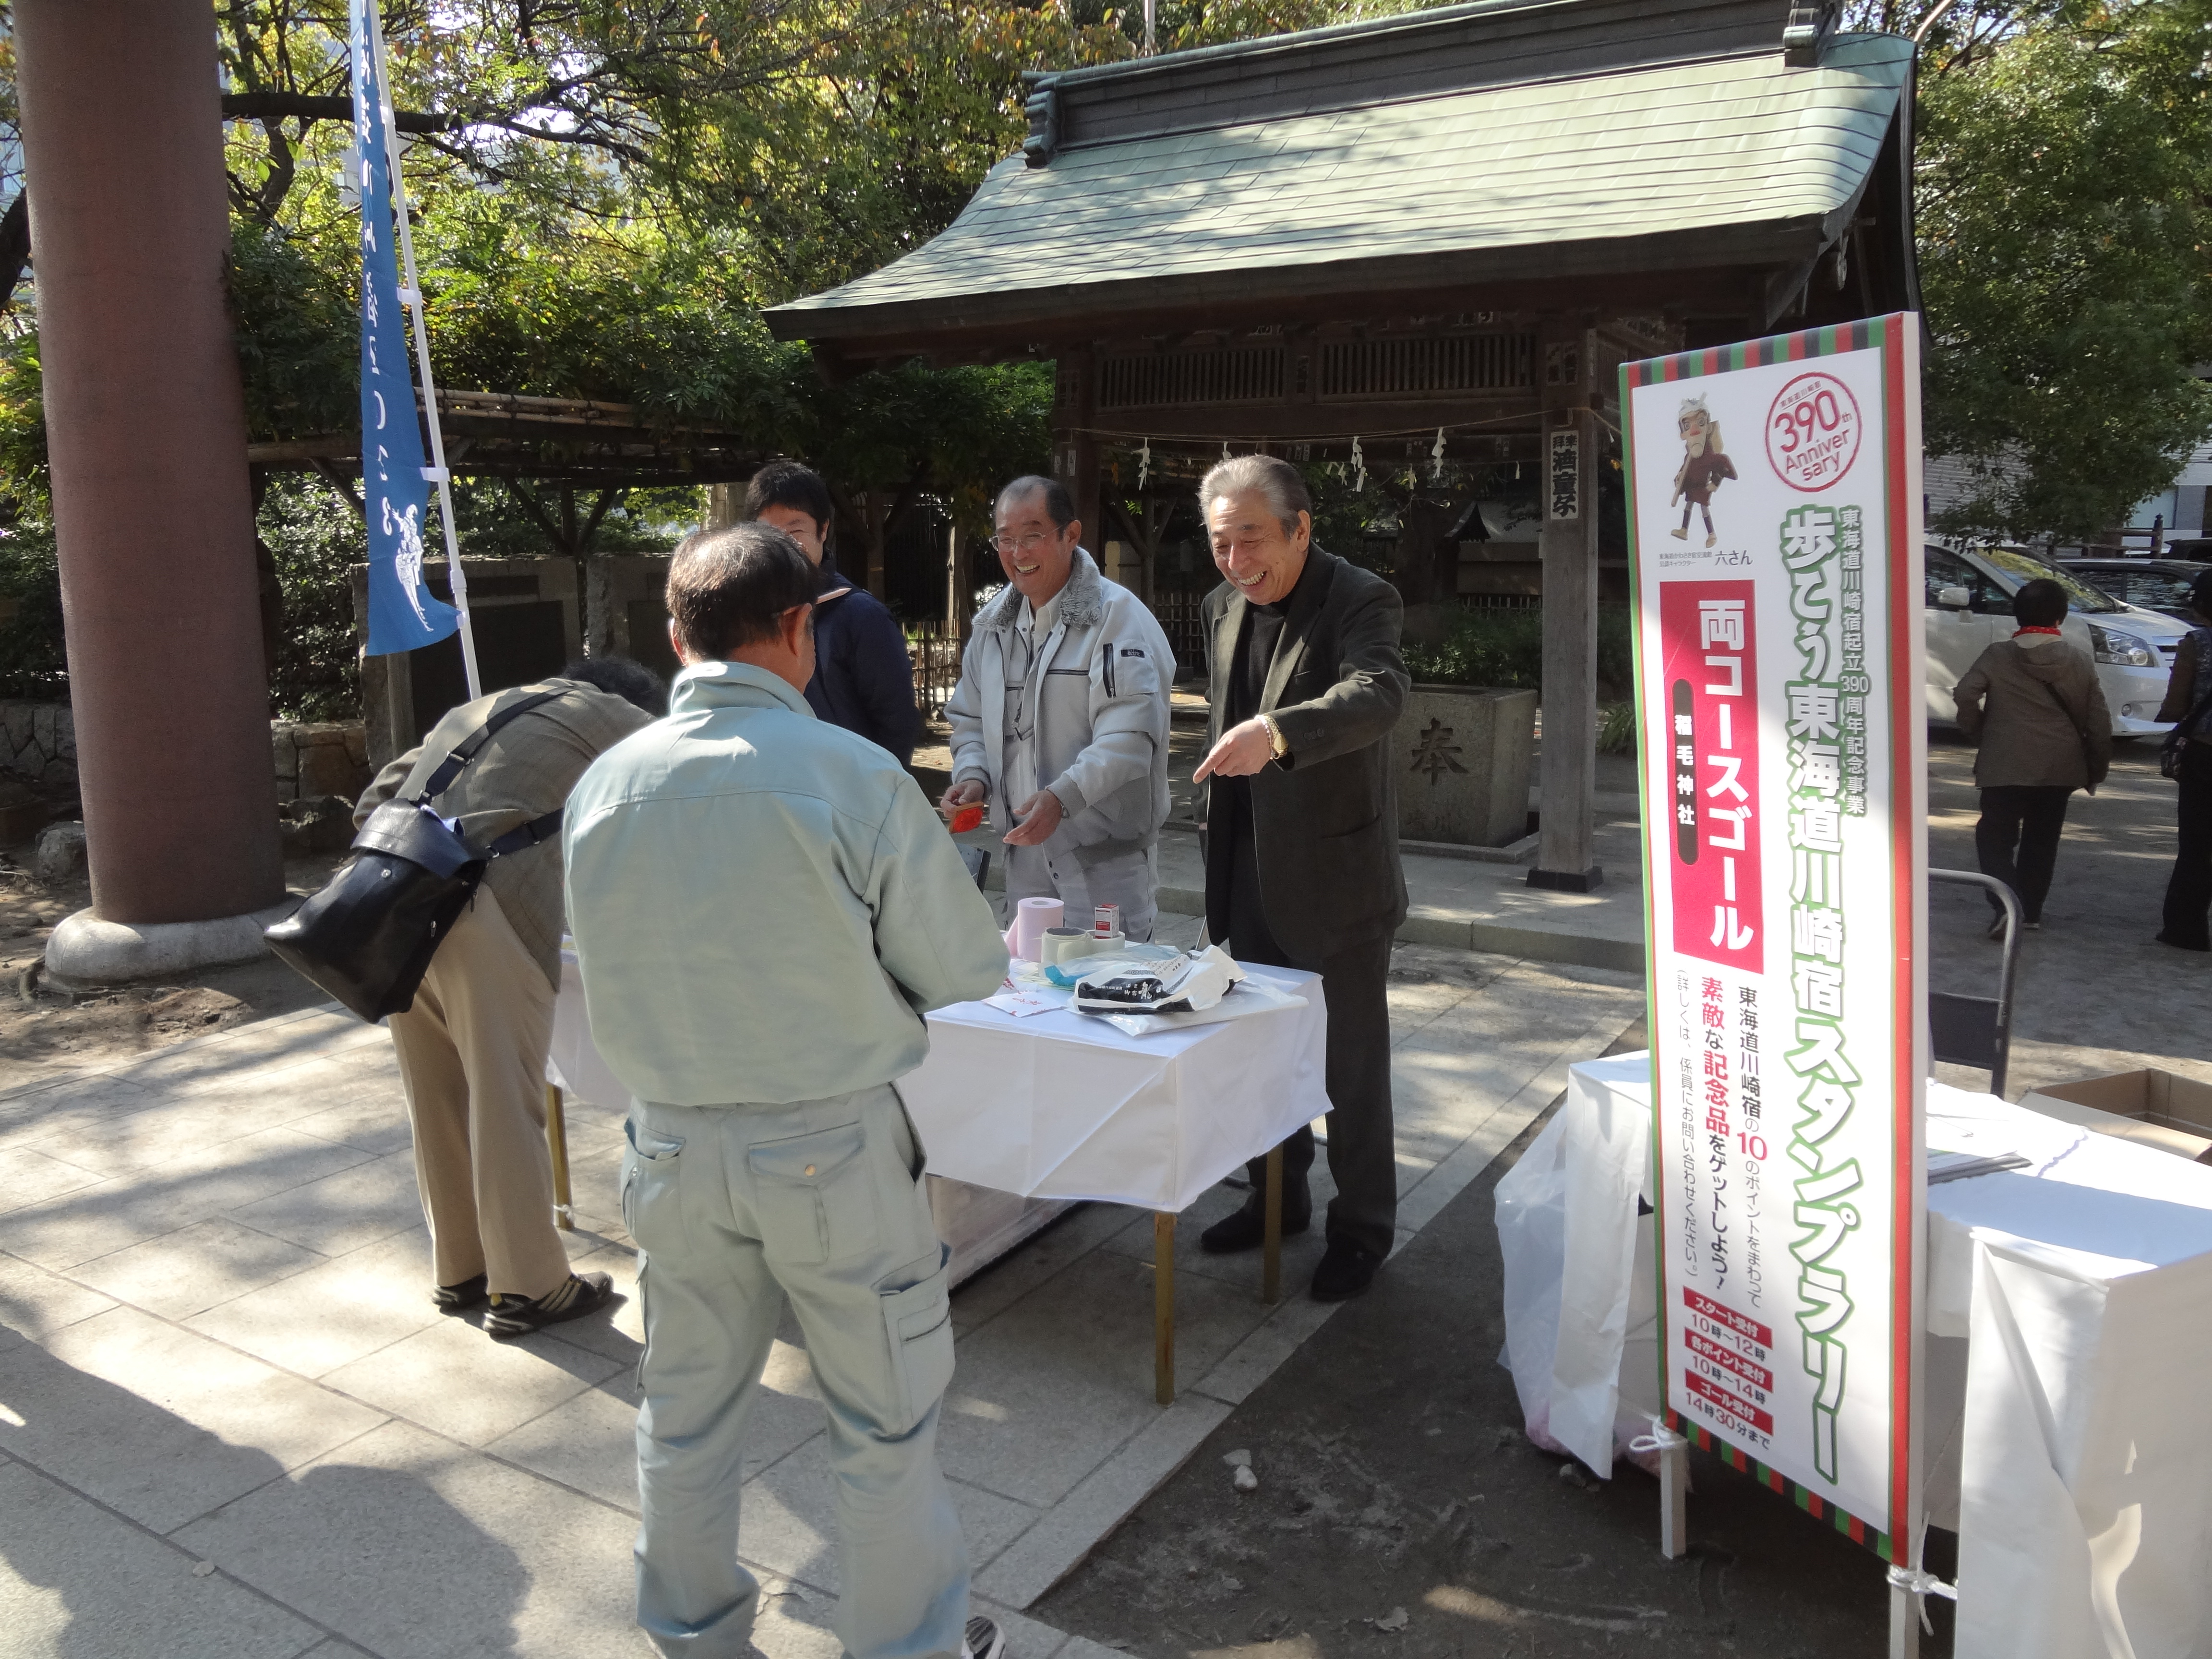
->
[799, 264, 1773, 378]
[1050, 353, 1106, 562]
[1531, 317, 1606, 894]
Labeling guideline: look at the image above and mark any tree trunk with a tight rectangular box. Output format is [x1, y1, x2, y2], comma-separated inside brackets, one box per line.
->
[0, 192, 29, 315]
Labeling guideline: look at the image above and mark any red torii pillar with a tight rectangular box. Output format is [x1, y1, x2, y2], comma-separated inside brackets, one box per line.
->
[17, 0, 285, 978]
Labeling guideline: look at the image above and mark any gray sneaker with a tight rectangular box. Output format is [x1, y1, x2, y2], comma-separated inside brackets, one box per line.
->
[963, 1615, 1007, 1659]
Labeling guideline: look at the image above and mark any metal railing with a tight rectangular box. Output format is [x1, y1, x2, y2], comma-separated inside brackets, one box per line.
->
[1928, 867, 2021, 1098]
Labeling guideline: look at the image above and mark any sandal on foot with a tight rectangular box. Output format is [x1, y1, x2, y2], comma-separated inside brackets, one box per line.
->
[483, 1272, 616, 1340]
[433, 1273, 488, 1314]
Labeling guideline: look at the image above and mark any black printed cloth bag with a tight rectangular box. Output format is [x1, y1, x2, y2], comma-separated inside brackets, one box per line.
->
[265, 691, 565, 1021]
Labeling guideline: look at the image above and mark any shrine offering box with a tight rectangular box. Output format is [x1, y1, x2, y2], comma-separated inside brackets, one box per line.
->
[2017, 1069, 2212, 1164]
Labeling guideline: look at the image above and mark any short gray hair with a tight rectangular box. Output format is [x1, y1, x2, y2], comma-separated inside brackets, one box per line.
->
[1200, 454, 1311, 537]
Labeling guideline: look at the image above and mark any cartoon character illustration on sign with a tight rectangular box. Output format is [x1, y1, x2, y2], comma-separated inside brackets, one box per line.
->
[1670, 394, 1738, 549]
[383, 495, 432, 628]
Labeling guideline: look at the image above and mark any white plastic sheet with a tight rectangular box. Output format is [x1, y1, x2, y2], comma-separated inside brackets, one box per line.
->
[1495, 1052, 1659, 1478]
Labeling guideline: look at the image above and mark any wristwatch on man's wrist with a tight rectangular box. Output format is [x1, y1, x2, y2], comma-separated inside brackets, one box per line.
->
[1262, 714, 1289, 761]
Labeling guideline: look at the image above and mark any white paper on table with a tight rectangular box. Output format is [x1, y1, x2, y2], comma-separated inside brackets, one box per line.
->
[984, 984, 1070, 1018]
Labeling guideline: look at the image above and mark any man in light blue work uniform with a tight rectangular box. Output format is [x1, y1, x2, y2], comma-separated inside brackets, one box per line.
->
[564, 523, 1011, 1659]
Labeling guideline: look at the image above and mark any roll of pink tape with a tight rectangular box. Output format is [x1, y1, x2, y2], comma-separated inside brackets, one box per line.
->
[1014, 896, 1064, 962]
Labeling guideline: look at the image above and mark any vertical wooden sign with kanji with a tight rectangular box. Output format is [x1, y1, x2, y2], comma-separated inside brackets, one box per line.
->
[1622, 316, 1928, 1560]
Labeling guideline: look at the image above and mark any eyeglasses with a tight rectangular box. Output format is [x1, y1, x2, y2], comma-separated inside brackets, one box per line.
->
[1211, 535, 1277, 558]
[991, 529, 1058, 557]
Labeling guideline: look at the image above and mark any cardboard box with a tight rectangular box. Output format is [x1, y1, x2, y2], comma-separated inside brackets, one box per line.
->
[2017, 1069, 2212, 1164]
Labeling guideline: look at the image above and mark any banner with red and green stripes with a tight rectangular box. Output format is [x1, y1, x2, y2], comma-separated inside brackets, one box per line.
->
[1621, 311, 1928, 1558]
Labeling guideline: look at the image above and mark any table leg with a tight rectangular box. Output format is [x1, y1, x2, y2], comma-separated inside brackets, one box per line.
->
[545, 1083, 574, 1231]
[1154, 1211, 1176, 1406]
[1659, 1437, 1688, 1559]
[1262, 1144, 1283, 1305]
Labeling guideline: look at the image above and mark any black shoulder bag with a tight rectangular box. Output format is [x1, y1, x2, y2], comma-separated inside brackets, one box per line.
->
[2161, 628, 2212, 782]
[264, 690, 567, 1022]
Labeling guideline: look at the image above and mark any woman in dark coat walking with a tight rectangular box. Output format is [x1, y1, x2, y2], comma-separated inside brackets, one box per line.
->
[1952, 578, 2111, 935]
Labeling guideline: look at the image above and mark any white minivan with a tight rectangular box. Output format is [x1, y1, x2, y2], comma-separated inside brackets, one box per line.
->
[1924, 543, 2186, 737]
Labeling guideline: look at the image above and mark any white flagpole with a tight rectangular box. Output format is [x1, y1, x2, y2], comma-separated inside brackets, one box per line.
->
[365, 1, 481, 699]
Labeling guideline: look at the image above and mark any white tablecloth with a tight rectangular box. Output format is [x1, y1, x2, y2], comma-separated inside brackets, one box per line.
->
[898, 964, 1330, 1213]
[545, 952, 1082, 1285]
[548, 955, 1330, 1274]
[1502, 1055, 2212, 1659]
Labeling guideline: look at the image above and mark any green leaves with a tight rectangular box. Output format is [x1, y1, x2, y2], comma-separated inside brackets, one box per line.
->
[1917, 2, 2212, 540]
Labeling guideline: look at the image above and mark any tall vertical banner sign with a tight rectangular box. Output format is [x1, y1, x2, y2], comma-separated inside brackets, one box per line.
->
[351, 0, 458, 657]
[1623, 315, 1927, 1559]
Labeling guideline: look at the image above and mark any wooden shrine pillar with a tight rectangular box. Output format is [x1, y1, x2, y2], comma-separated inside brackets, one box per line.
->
[1529, 321, 1602, 892]
[16, 0, 285, 947]
[1052, 350, 1104, 562]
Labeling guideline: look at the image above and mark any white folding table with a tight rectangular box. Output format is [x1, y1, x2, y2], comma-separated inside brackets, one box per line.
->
[548, 953, 1332, 1404]
[1503, 1055, 2212, 1659]
[896, 962, 1330, 1402]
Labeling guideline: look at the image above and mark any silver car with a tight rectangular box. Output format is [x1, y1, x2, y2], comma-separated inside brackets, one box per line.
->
[1924, 544, 2185, 737]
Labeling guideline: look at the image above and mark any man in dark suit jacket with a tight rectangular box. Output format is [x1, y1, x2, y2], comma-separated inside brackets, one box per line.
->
[1192, 455, 1408, 1300]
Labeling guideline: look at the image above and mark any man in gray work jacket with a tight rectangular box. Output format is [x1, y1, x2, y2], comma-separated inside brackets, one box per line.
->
[942, 475, 1176, 938]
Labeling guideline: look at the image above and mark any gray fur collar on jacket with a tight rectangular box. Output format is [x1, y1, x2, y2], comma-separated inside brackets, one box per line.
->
[974, 547, 1105, 634]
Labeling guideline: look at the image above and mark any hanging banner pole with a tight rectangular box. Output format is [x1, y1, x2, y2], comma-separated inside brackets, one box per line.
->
[349, 0, 477, 696]
[1621, 314, 1928, 1642]
[364, 1, 479, 699]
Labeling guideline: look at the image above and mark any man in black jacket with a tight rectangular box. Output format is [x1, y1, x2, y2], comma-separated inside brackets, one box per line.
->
[1192, 455, 1408, 1301]
[745, 460, 918, 764]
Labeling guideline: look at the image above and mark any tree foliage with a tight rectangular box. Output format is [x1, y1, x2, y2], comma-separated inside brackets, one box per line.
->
[1911, 1, 2212, 540]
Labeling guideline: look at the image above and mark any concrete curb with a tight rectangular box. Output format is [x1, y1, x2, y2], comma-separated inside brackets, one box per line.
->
[972, 865, 1645, 976]
[45, 896, 304, 987]
[1153, 886, 1646, 976]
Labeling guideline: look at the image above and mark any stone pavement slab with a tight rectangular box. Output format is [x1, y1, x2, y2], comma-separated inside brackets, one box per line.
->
[172, 1419, 641, 1659]
[0, 1457, 326, 1659]
[183, 1226, 445, 1379]
[68, 1214, 325, 1320]
[0, 1302, 387, 1534]
[0, 933, 1642, 1656]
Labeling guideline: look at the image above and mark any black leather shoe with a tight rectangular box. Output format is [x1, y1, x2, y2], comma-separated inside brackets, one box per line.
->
[1200, 1201, 1311, 1255]
[1310, 1240, 1383, 1301]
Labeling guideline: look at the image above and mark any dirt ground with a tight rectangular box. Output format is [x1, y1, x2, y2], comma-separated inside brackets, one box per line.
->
[1033, 1019, 1954, 1658]
[0, 840, 344, 1091]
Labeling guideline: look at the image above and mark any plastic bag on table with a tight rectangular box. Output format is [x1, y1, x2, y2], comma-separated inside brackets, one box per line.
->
[1493, 1107, 1670, 1480]
[1092, 971, 1307, 1038]
[1071, 943, 1242, 1017]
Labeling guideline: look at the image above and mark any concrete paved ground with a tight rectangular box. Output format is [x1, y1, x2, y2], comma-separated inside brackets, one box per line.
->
[0, 923, 1641, 1659]
[1033, 1035, 1961, 1659]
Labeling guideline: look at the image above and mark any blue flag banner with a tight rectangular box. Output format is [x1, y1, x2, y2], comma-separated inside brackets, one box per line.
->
[352, 0, 457, 657]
